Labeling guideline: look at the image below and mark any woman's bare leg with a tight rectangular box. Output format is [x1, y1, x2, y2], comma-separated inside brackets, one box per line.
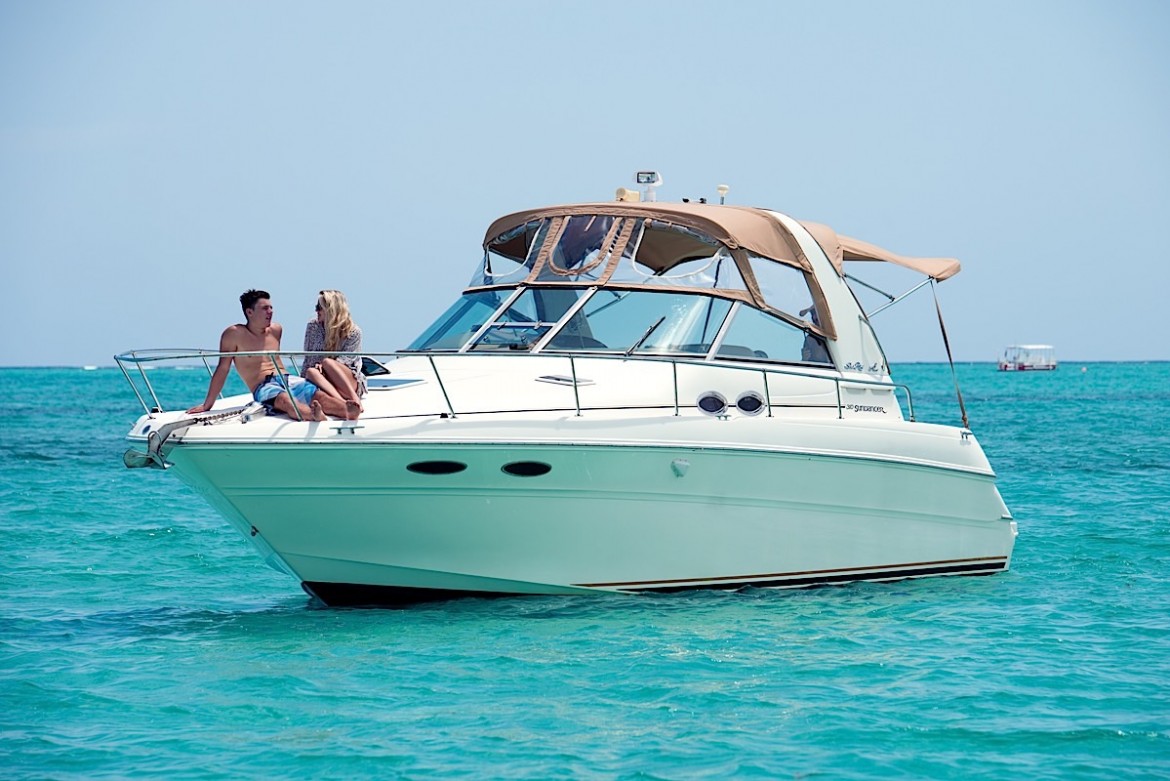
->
[269, 387, 354, 421]
[304, 366, 345, 401]
[309, 392, 359, 420]
[321, 358, 362, 409]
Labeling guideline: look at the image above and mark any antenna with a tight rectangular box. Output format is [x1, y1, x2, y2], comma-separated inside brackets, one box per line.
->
[716, 184, 729, 205]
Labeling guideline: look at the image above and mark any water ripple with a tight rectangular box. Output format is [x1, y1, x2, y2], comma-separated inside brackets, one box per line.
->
[3, 364, 1170, 779]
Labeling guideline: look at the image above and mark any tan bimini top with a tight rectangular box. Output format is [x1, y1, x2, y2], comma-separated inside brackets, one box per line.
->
[485, 201, 961, 280]
[481, 201, 961, 341]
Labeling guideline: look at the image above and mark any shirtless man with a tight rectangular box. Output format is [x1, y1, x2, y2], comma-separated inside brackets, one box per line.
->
[187, 289, 360, 421]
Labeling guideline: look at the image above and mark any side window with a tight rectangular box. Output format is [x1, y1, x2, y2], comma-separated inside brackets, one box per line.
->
[747, 253, 819, 327]
[473, 220, 550, 286]
[717, 306, 833, 365]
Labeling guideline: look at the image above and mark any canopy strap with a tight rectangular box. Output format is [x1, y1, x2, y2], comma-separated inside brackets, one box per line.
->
[931, 280, 969, 429]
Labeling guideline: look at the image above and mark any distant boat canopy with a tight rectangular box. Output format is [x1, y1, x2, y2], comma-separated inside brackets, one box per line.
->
[999, 344, 1057, 371]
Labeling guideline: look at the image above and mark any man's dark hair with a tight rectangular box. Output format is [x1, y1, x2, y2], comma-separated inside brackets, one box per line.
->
[240, 289, 270, 314]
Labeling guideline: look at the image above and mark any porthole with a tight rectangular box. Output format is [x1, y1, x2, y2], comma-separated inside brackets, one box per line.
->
[407, 460, 467, 475]
[502, 461, 552, 477]
[697, 392, 728, 416]
[735, 391, 766, 416]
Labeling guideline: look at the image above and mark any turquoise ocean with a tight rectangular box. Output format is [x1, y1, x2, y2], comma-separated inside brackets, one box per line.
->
[2, 363, 1168, 779]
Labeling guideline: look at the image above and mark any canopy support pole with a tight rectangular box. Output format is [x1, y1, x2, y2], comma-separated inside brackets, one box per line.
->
[931, 280, 969, 429]
[844, 272, 896, 302]
[865, 277, 933, 318]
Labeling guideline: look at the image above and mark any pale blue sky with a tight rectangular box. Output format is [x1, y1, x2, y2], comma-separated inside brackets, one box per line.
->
[2, 0, 1168, 366]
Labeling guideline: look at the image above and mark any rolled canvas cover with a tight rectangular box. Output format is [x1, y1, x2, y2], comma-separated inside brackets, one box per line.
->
[800, 221, 961, 280]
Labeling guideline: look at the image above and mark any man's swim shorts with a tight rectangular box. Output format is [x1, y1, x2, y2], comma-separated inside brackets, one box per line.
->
[253, 374, 318, 412]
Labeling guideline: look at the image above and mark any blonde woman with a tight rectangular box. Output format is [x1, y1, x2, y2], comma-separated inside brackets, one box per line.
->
[302, 290, 366, 410]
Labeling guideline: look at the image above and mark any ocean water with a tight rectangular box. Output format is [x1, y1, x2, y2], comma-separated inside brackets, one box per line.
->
[2, 362, 1168, 779]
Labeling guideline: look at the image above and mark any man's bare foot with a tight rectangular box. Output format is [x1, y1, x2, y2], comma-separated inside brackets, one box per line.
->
[311, 400, 327, 422]
[350, 397, 365, 413]
[345, 399, 361, 420]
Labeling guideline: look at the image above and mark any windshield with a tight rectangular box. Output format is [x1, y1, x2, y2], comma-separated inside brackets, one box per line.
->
[575, 290, 732, 354]
[467, 288, 585, 351]
[407, 290, 515, 351]
[409, 286, 832, 365]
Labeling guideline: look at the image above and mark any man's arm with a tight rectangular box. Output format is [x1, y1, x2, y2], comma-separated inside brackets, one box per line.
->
[186, 328, 236, 413]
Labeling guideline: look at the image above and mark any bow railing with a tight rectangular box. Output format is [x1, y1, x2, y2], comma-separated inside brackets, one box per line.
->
[114, 348, 915, 422]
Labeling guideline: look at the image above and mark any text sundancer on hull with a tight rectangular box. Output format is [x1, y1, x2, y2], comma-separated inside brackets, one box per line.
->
[118, 179, 1016, 606]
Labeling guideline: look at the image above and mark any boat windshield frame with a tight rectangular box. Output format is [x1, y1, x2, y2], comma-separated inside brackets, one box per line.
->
[404, 284, 835, 369]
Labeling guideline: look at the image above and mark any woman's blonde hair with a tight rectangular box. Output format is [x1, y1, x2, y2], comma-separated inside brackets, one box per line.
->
[318, 289, 357, 351]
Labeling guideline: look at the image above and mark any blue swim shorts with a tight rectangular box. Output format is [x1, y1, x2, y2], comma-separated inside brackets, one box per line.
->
[253, 374, 318, 411]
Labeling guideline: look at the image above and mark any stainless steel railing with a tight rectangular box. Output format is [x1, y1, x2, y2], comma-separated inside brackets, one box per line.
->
[114, 348, 915, 422]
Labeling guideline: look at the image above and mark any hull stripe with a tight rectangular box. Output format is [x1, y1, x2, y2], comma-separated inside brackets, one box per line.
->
[577, 556, 1008, 590]
[302, 557, 1009, 606]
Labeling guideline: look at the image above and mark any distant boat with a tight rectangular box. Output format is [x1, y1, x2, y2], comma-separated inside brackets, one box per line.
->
[999, 344, 1057, 371]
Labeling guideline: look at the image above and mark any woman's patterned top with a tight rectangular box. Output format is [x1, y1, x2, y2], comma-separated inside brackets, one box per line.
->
[302, 321, 367, 396]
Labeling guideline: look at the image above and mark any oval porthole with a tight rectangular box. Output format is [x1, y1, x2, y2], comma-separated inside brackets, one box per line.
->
[407, 460, 467, 475]
[502, 461, 552, 477]
[697, 392, 728, 416]
[736, 391, 766, 416]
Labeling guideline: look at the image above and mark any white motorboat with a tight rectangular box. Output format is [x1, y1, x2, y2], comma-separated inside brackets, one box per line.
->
[999, 344, 1057, 371]
[119, 179, 1016, 605]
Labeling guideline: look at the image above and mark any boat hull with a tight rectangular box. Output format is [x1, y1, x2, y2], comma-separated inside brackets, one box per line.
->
[998, 363, 1057, 372]
[165, 438, 1016, 606]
